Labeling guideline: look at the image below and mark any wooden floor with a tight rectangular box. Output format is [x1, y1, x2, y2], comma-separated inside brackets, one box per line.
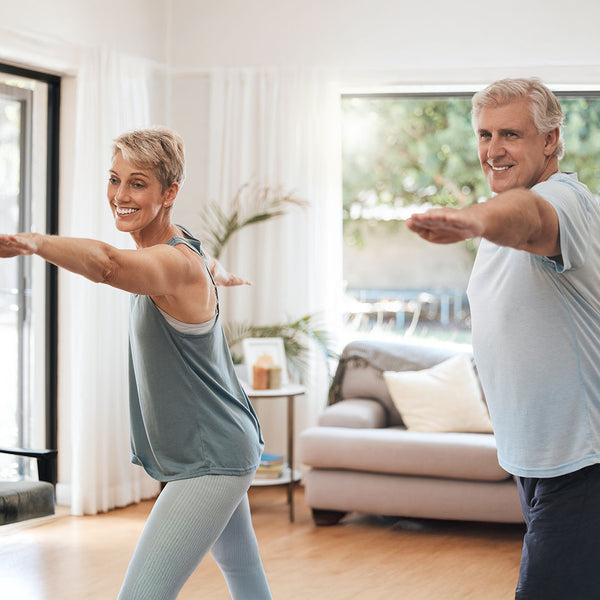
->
[0, 485, 525, 599]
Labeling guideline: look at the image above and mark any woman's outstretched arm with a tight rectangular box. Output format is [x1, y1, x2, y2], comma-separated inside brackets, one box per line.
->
[0, 233, 249, 294]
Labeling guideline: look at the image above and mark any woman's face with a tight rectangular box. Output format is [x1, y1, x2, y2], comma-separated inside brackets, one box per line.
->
[107, 151, 175, 234]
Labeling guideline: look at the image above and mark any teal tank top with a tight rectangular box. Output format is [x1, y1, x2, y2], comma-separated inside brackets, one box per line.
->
[128, 228, 264, 481]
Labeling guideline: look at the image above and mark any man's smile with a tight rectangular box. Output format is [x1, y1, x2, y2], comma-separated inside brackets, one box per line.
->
[487, 162, 513, 171]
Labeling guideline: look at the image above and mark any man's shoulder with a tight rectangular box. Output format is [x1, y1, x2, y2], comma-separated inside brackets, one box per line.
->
[534, 172, 596, 212]
[538, 172, 591, 196]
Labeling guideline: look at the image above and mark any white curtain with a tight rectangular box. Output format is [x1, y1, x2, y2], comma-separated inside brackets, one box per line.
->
[0, 32, 163, 513]
[63, 48, 161, 515]
[207, 68, 343, 456]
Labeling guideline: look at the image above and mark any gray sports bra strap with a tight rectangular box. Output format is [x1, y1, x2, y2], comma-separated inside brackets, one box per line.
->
[167, 226, 220, 308]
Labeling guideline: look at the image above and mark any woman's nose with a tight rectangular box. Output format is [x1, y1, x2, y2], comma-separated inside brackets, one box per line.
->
[114, 184, 124, 202]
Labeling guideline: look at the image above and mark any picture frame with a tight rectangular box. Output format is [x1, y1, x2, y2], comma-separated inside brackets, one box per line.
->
[242, 337, 289, 389]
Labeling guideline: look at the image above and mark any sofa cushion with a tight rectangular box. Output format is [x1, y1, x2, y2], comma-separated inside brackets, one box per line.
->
[318, 399, 387, 429]
[383, 353, 493, 434]
[0, 481, 55, 525]
[299, 426, 510, 482]
[332, 340, 460, 427]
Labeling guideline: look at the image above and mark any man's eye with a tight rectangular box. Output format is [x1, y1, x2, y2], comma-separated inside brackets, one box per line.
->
[479, 132, 491, 140]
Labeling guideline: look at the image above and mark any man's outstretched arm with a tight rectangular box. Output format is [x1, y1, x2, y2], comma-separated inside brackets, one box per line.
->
[407, 187, 560, 257]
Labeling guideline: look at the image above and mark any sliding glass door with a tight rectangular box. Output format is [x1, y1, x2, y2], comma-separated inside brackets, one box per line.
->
[0, 66, 59, 481]
[0, 84, 33, 477]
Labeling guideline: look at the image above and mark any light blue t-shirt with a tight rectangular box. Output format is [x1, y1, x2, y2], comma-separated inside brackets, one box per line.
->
[128, 230, 264, 481]
[468, 173, 600, 478]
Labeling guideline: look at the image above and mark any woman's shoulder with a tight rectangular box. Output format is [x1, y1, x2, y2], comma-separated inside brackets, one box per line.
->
[168, 226, 206, 258]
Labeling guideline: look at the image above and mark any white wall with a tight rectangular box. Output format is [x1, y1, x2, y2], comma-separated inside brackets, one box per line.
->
[170, 0, 600, 72]
[1, 0, 169, 67]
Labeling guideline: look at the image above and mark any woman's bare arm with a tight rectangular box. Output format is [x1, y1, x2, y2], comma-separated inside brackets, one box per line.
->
[0, 232, 249, 295]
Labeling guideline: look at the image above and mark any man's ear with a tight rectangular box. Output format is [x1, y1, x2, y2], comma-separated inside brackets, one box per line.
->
[544, 127, 560, 156]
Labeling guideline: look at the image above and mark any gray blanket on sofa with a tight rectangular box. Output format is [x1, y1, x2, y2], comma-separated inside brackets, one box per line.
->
[328, 339, 459, 405]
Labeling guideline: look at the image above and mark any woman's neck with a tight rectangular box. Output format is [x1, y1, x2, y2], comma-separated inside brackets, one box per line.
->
[131, 220, 181, 249]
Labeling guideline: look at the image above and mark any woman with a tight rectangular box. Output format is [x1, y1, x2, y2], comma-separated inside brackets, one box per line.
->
[0, 127, 272, 599]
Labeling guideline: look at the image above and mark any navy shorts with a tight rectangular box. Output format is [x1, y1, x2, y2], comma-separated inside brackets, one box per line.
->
[515, 463, 600, 600]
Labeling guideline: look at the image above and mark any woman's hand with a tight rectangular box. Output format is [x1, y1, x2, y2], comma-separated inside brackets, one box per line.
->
[210, 258, 252, 287]
[0, 233, 38, 258]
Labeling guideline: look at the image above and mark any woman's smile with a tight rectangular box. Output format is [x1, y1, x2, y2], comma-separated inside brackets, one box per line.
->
[114, 204, 140, 216]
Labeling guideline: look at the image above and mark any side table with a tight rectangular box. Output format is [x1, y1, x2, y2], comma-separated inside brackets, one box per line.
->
[243, 383, 306, 522]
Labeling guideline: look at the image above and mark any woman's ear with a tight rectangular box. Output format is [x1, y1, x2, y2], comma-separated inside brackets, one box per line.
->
[163, 182, 179, 208]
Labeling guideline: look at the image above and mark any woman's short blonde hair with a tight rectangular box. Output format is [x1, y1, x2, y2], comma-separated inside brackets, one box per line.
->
[112, 127, 186, 191]
[471, 78, 565, 159]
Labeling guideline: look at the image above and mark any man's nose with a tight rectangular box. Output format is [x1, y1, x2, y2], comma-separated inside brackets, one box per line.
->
[487, 134, 505, 158]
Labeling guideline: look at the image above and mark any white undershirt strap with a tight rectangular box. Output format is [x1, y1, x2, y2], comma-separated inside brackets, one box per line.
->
[157, 307, 217, 334]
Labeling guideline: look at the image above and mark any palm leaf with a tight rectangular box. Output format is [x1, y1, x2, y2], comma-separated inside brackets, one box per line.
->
[199, 181, 308, 259]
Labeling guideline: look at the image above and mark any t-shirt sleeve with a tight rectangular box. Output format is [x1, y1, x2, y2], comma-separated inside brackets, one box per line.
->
[533, 176, 593, 273]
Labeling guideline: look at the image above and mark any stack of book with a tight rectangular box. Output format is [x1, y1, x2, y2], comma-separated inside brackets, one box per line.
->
[255, 453, 285, 479]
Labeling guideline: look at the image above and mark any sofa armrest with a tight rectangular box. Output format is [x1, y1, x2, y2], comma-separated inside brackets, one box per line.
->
[0, 447, 58, 485]
[318, 398, 388, 429]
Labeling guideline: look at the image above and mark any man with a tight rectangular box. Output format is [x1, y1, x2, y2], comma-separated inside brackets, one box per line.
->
[408, 78, 600, 599]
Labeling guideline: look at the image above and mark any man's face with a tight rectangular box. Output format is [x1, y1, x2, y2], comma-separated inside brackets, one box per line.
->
[476, 98, 557, 193]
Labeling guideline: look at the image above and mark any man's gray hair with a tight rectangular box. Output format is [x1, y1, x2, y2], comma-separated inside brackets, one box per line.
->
[471, 78, 565, 159]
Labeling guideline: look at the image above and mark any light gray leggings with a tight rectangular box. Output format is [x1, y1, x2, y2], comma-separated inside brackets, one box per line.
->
[118, 472, 272, 599]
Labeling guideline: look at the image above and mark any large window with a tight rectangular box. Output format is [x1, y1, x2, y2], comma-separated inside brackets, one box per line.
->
[0, 65, 59, 480]
[341, 92, 600, 347]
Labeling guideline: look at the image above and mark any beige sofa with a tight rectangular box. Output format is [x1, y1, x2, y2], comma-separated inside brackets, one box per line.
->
[299, 340, 523, 526]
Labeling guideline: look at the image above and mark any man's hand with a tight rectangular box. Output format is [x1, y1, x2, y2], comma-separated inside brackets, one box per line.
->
[407, 207, 484, 244]
[408, 190, 560, 256]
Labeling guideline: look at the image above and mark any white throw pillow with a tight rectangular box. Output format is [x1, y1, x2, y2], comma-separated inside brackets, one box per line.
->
[383, 353, 493, 433]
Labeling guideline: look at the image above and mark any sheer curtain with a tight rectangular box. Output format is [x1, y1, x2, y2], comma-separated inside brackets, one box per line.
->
[62, 48, 161, 514]
[0, 31, 163, 513]
[207, 68, 343, 455]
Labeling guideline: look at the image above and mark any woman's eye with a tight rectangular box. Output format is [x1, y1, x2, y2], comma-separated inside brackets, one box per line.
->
[108, 177, 118, 185]
[131, 181, 145, 189]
